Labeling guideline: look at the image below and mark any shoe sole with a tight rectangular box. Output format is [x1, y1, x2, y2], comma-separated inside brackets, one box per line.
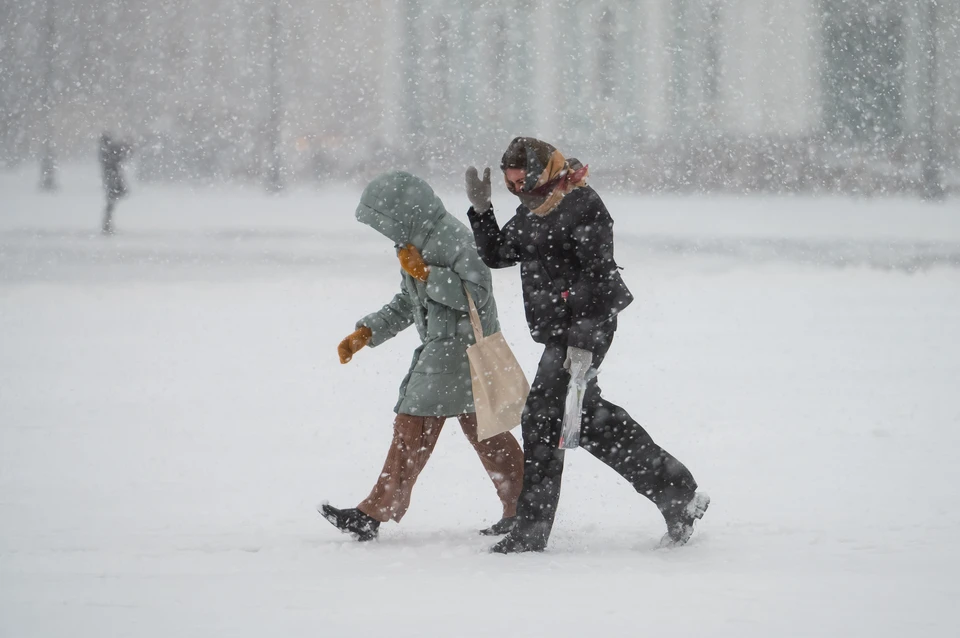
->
[660, 492, 710, 548]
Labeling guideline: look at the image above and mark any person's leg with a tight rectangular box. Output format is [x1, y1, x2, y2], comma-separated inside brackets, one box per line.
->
[101, 199, 115, 235]
[580, 391, 698, 513]
[492, 344, 569, 553]
[457, 413, 523, 519]
[357, 414, 445, 523]
[578, 327, 706, 542]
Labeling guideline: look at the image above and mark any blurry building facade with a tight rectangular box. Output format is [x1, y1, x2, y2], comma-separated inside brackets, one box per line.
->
[1, 0, 958, 193]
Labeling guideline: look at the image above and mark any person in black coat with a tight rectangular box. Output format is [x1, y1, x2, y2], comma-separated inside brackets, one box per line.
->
[465, 137, 709, 553]
[99, 132, 133, 235]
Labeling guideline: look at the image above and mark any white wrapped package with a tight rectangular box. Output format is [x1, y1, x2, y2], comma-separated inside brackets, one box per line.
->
[558, 359, 589, 449]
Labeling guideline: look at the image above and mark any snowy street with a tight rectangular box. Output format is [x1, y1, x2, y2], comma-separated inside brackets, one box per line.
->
[2, 166, 959, 637]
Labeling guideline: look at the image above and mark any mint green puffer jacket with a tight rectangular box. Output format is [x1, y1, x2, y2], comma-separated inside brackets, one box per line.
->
[355, 171, 499, 417]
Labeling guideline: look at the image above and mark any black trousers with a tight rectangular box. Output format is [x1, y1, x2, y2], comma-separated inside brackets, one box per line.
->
[514, 325, 698, 547]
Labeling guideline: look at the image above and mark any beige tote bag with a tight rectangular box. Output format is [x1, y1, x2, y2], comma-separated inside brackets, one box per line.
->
[464, 288, 530, 441]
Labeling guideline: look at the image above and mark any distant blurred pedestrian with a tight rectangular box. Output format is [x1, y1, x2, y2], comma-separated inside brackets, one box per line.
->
[99, 132, 133, 235]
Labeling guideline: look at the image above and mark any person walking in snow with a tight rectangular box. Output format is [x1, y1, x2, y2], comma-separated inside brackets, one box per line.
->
[465, 137, 709, 553]
[321, 171, 524, 542]
[98, 132, 133, 235]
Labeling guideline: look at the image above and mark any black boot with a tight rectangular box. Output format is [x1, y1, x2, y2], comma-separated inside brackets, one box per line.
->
[479, 516, 516, 536]
[319, 504, 380, 542]
[490, 532, 545, 554]
[660, 492, 710, 547]
[489, 522, 549, 554]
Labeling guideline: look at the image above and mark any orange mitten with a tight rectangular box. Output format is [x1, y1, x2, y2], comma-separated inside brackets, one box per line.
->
[338, 325, 373, 364]
[398, 244, 430, 282]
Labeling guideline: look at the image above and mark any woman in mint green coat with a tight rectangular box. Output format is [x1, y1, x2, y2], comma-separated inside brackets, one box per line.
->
[321, 171, 523, 542]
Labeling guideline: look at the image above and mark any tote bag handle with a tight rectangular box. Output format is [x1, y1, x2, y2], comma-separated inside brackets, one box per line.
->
[464, 285, 485, 343]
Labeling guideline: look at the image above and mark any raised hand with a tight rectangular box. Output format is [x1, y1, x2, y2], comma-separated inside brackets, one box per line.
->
[465, 166, 492, 213]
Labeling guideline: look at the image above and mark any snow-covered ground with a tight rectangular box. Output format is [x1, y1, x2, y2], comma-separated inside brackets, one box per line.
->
[2, 165, 959, 637]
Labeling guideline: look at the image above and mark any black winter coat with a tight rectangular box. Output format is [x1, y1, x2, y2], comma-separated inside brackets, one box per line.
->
[467, 186, 633, 352]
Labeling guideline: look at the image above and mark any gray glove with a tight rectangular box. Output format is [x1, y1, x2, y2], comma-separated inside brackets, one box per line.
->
[563, 346, 594, 383]
[465, 166, 492, 213]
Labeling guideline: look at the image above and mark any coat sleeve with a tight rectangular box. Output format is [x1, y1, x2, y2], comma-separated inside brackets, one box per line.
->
[423, 247, 492, 313]
[357, 289, 415, 347]
[466, 206, 522, 269]
[566, 195, 632, 351]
